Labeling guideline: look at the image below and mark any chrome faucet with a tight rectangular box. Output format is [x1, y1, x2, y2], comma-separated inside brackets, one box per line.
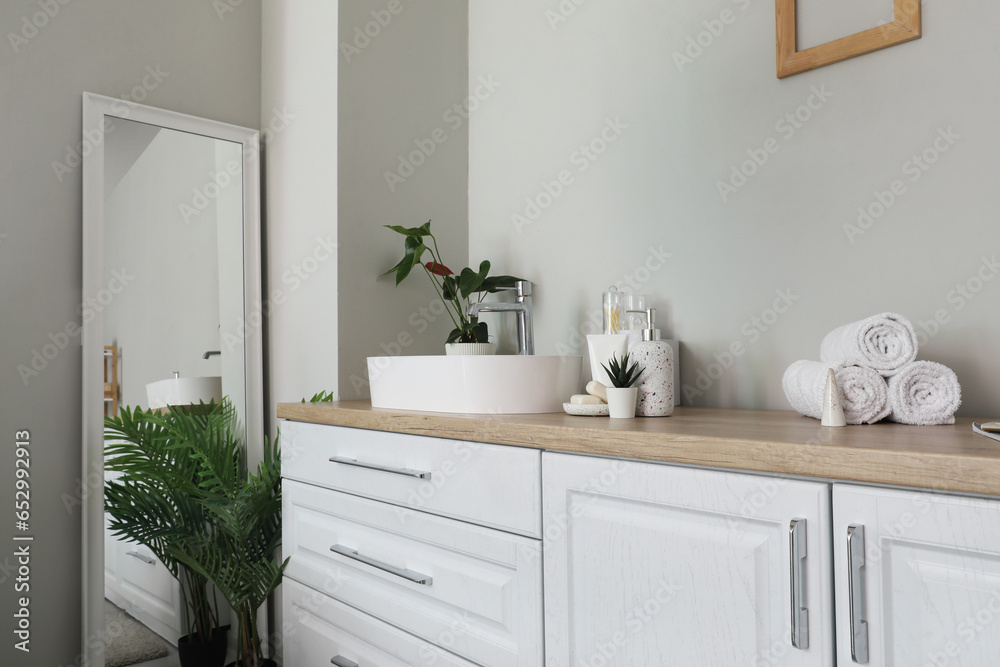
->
[467, 280, 534, 355]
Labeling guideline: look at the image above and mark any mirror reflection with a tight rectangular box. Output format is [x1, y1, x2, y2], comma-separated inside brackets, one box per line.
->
[99, 117, 247, 662]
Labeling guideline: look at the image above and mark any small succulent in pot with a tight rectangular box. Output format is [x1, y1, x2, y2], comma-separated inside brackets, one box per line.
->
[601, 352, 644, 388]
[601, 352, 644, 418]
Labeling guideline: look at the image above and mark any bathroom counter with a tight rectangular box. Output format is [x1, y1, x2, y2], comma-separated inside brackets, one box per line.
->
[276, 402, 1000, 496]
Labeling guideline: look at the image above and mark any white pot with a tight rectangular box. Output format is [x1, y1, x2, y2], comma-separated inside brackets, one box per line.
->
[445, 342, 497, 356]
[606, 387, 638, 418]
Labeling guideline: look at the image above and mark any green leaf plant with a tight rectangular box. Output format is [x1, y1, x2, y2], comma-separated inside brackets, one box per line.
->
[601, 352, 644, 388]
[381, 221, 524, 345]
[105, 399, 286, 667]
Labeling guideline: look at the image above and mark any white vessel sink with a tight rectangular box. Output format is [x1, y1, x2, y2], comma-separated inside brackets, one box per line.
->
[368, 355, 583, 414]
[146, 376, 222, 409]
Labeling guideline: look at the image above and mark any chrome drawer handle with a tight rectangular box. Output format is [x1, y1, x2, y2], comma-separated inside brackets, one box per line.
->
[331, 657, 358, 667]
[126, 551, 155, 565]
[789, 518, 809, 650]
[847, 524, 869, 664]
[328, 456, 431, 480]
[330, 544, 432, 586]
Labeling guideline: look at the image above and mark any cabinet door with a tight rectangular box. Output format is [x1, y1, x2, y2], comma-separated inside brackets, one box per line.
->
[833, 484, 1000, 666]
[543, 452, 833, 666]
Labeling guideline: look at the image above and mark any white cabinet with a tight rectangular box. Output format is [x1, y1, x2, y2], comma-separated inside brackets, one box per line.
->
[281, 421, 542, 537]
[833, 484, 1000, 666]
[284, 578, 480, 666]
[542, 452, 835, 666]
[104, 517, 184, 644]
[281, 422, 544, 666]
[284, 480, 543, 667]
[281, 416, 1000, 666]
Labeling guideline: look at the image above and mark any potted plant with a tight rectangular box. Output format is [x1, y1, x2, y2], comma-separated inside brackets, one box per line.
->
[105, 403, 231, 667]
[382, 221, 524, 354]
[601, 352, 644, 418]
[162, 403, 286, 667]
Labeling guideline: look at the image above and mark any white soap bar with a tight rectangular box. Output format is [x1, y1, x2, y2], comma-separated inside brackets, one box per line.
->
[570, 394, 603, 405]
[585, 381, 608, 403]
[982, 422, 1000, 432]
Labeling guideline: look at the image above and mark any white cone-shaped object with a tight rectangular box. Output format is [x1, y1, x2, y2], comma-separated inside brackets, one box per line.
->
[822, 368, 847, 427]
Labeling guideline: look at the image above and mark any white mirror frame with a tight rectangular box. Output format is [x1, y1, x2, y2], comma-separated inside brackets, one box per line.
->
[81, 92, 263, 664]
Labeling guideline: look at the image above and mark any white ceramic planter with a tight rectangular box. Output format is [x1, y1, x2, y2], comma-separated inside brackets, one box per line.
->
[606, 387, 638, 418]
[445, 342, 497, 356]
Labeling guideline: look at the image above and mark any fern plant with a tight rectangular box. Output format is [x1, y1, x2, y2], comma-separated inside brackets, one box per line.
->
[160, 405, 286, 667]
[601, 352, 644, 388]
[104, 403, 227, 645]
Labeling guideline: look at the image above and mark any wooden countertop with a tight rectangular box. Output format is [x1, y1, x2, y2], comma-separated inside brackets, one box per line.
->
[276, 402, 1000, 496]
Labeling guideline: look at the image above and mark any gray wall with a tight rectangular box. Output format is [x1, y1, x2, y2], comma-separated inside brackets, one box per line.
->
[0, 1, 261, 663]
[338, 0, 470, 399]
[469, 0, 1000, 416]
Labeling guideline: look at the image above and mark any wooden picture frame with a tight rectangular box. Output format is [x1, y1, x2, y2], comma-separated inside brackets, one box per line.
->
[776, 0, 921, 78]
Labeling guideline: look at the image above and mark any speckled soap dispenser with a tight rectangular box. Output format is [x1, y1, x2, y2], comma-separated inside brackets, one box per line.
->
[626, 307, 674, 417]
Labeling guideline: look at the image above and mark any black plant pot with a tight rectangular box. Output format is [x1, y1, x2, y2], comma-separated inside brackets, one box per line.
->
[224, 660, 277, 667]
[178, 626, 229, 667]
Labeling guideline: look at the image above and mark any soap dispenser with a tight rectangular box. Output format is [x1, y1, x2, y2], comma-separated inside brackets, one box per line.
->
[626, 308, 674, 417]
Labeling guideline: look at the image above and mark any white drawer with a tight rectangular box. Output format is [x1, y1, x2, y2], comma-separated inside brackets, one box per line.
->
[283, 480, 543, 667]
[283, 578, 479, 667]
[280, 421, 541, 537]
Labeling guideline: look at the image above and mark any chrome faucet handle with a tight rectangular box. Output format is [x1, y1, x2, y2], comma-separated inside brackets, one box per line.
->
[494, 280, 531, 298]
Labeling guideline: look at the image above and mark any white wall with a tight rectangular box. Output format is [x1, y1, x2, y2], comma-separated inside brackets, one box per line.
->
[0, 1, 261, 663]
[262, 0, 340, 421]
[338, 0, 470, 399]
[103, 126, 224, 410]
[470, 1, 1000, 416]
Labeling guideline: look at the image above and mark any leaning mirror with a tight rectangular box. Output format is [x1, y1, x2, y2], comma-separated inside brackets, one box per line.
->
[81, 93, 263, 665]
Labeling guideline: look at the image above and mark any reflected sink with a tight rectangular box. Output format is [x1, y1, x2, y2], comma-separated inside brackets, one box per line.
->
[146, 376, 222, 409]
[368, 355, 583, 414]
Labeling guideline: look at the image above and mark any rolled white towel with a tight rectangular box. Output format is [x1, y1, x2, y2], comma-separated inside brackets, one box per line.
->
[782, 360, 890, 425]
[888, 361, 962, 425]
[819, 312, 918, 377]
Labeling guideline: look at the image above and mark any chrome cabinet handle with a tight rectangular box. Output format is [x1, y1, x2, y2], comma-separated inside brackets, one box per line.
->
[331, 657, 358, 667]
[126, 551, 155, 565]
[328, 456, 431, 480]
[330, 544, 433, 586]
[789, 518, 809, 650]
[847, 524, 869, 664]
